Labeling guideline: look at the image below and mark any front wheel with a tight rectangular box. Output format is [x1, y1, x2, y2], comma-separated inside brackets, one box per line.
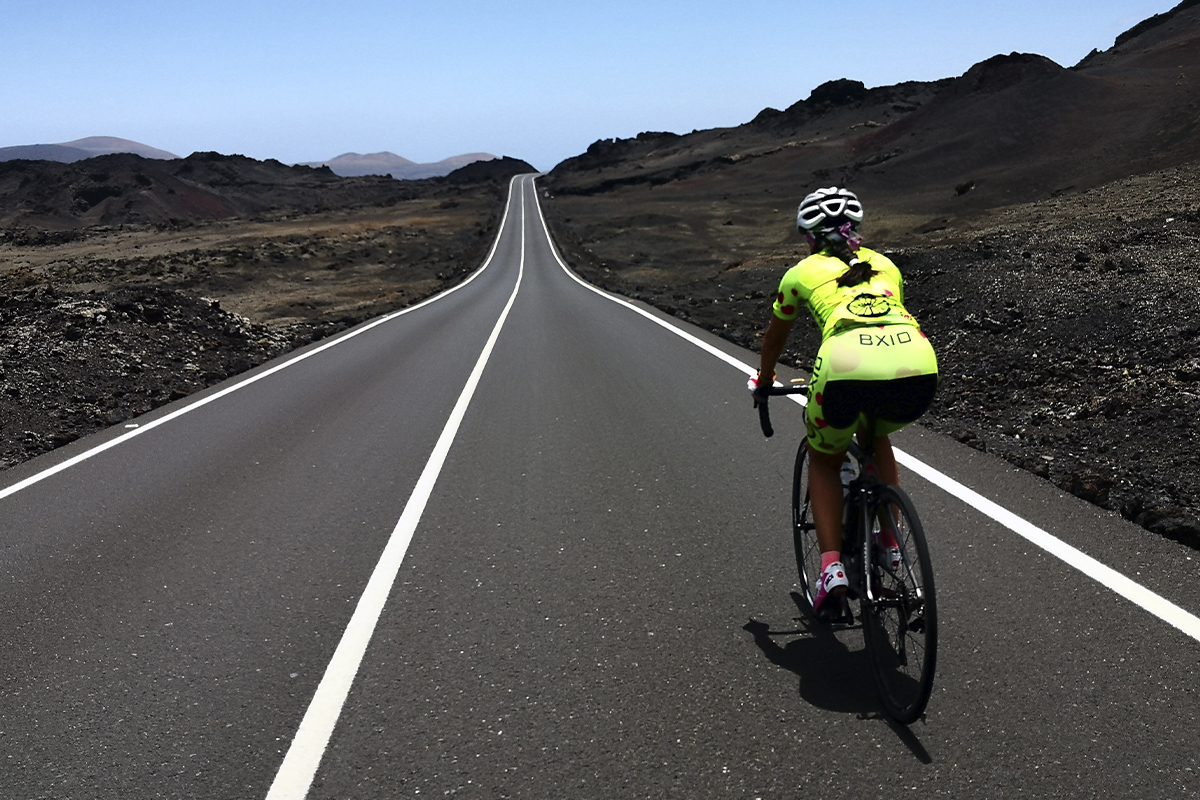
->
[860, 485, 937, 724]
[791, 443, 821, 613]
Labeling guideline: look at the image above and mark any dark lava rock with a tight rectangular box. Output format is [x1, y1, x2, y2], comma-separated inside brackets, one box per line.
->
[446, 156, 536, 184]
[0, 285, 292, 469]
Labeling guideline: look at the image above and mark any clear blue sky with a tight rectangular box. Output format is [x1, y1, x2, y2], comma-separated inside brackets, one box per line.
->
[1, 0, 1177, 171]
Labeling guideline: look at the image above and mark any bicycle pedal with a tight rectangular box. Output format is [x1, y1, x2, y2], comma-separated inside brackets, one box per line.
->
[815, 593, 846, 624]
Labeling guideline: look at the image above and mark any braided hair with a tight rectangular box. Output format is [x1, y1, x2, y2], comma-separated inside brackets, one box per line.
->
[809, 221, 877, 287]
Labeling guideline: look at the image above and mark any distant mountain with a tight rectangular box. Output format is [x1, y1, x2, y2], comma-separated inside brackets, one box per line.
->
[59, 137, 180, 160]
[299, 152, 414, 177]
[302, 151, 496, 180]
[0, 136, 180, 163]
[0, 144, 95, 163]
[0, 138, 494, 181]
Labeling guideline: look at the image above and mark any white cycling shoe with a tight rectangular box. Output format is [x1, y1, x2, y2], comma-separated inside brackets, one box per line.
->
[813, 561, 849, 619]
[873, 526, 902, 572]
[877, 545, 902, 572]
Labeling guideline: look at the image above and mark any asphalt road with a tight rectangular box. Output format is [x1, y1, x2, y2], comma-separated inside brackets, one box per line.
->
[1, 175, 1198, 799]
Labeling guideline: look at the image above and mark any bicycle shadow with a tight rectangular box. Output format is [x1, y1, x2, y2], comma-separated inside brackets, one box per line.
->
[743, 592, 932, 763]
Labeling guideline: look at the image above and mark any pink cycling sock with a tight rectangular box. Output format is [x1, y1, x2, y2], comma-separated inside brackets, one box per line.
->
[821, 550, 841, 571]
[877, 523, 899, 550]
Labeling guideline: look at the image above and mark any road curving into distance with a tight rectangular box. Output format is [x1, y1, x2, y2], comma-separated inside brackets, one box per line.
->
[1, 175, 1197, 799]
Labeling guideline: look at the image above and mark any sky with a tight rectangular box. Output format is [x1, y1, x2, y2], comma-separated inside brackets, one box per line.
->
[1, 0, 1180, 171]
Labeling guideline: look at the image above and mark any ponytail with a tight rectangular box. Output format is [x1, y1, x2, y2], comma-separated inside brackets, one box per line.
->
[816, 226, 877, 287]
[835, 253, 876, 287]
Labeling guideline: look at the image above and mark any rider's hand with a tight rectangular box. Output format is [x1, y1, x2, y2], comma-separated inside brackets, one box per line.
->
[748, 372, 773, 407]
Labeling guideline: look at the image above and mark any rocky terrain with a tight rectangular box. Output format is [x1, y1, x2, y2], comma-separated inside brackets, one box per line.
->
[0, 153, 533, 470]
[537, 2, 1200, 550]
[0, 150, 461, 230]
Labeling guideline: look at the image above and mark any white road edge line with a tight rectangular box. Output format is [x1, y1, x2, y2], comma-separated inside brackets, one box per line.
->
[265, 180, 529, 800]
[0, 176, 523, 503]
[894, 452, 1200, 642]
[529, 177, 1200, 645]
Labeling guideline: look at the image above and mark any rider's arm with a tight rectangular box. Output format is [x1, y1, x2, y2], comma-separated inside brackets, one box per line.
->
[758, 315, 795, 384]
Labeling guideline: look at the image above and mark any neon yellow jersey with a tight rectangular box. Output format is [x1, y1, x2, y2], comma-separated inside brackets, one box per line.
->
[772, 247, 920, 340]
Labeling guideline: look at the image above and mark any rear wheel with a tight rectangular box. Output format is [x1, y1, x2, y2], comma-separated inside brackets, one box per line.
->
[791, 444, 820, 613]
[861, 485, 937, 724]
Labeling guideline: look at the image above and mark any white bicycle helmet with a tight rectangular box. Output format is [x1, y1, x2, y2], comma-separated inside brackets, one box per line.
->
[796, 187, 864, 232]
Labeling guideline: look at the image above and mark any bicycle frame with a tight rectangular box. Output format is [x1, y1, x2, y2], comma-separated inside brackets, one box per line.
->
[841, 429, 883, 607]
[759, 385, 924, 612]
[846, 436, 928, 609]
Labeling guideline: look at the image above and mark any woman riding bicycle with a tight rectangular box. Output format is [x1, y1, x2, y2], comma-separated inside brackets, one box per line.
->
[750, 187, 939, 619]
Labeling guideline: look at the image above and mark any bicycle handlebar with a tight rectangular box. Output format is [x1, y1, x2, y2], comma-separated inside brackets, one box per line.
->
[757, 398, 774, 438]
[756, 383, 807, 438]
[757, 382, 874, 465]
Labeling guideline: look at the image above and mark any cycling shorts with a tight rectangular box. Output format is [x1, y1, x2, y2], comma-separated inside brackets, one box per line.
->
[806, 323, 939, 454]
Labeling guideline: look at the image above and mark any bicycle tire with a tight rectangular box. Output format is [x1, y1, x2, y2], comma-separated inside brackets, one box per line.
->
[860, 484, 937, 724]
[791, 443, 821, 613]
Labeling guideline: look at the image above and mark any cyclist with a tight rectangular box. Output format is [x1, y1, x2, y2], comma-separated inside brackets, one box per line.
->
[749, 187, 938, 620]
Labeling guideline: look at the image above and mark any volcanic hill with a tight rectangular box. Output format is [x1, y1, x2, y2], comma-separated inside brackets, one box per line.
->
[301, 152, 497, 180]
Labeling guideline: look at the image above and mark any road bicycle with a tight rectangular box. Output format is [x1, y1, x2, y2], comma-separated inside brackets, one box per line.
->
[758, 383, 937, 724]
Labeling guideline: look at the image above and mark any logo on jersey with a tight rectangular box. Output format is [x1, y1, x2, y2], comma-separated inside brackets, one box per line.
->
[859, 330, 914, 347]
[847, 293, 892, 318]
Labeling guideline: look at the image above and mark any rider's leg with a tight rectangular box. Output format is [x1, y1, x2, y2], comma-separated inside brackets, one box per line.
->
[808, 442, 850, 611]
[808, 444, 847, 555]
[874, 434, 899, 487]
[871, 434, 902, 552]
